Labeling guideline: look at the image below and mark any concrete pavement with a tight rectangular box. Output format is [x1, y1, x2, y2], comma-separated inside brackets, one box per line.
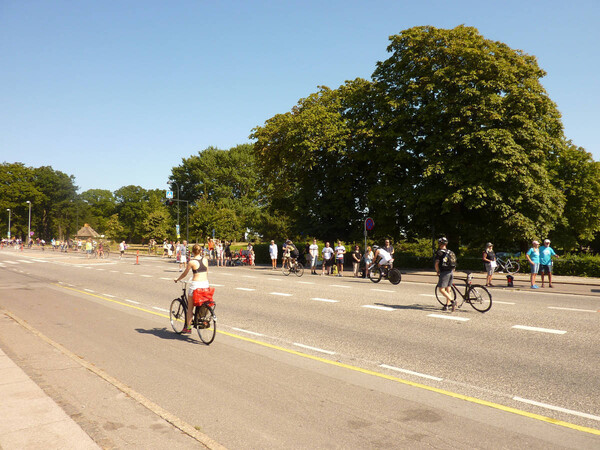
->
[0, 346, 99, 449]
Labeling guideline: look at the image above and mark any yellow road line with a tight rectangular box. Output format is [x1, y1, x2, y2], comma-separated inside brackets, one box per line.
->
[54, 283, 600, 436]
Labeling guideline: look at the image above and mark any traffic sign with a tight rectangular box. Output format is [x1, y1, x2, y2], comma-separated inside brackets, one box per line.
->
[365, 217, 375, 231]
[166, 190, 174, 199]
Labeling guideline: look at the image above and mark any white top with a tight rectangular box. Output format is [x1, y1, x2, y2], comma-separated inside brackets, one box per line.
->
[377, 249, 392, 264]
[269, 244, 278, 257]
[309, 244, 319, 257]
[322, 247, 334, 260]
[335, 246, 345, 259]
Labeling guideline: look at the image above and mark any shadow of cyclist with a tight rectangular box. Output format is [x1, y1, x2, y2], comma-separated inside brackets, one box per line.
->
[135, 327, 203, 344]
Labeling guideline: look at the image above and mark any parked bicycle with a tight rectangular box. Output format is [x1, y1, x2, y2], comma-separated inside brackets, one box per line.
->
[434, 272, 492, 312]
[282, 258, 304, 277]
[494, 253, 520, 274]
[170, 281, 217, 344]
[368, 262, 401, 285]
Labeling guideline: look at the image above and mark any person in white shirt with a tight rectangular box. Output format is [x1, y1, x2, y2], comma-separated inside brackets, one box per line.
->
[309, 239, 319, 275]
[178, 240, 188, 272]
[334, 241, 346, 277]
[370, 245, 392, 270]
[321, 242, 334, 276]
[269, 240, 278, 269]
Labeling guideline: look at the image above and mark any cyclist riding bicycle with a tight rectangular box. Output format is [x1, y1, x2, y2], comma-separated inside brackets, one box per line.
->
[283, 240, 299, 269]
[368, 245, 393, 272]
[174, 243, 209, 334]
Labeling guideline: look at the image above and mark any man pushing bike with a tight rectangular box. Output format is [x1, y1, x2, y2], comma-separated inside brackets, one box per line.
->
[435, 237, 457, 312]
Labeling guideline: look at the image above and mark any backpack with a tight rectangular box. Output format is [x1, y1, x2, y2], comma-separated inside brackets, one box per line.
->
[440, 249, 457, 270]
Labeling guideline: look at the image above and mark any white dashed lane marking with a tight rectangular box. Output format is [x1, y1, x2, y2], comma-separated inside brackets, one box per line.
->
[125, 299, 140, 305]
[362, 305, 395, 311]
[152, 307, 169, 312]
[513, 397, 600, 422]
[270, 292, 292, 297]
[380, 364, 444, 381]
[311, 298, 339, 303]
[427, 314, 469, 322]
[102, 294, 116, 298]
[512, 325, 566, 335]
[293, 343, 336, 355]
[330, 284, 350, 289]
[231, 327, 264, 336]
[17, 260, 34, 264]
[235, 287, 255, 292]
[548, 306, 597, 313]
[373, 289, 395, 293]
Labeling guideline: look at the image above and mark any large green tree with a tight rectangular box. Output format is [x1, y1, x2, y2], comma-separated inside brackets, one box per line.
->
[372, 25, 566, 249]
[548, 142, 600, 249]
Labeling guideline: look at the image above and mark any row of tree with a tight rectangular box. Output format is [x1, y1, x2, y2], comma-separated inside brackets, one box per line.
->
[3, 26, 600, 251]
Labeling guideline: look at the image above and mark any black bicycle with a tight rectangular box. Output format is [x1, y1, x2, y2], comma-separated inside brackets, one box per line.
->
[282, 258, 304, 277]
[434, 272, 492, 312]
[170, 281, 217, 344]
[368, 263, 401, 285]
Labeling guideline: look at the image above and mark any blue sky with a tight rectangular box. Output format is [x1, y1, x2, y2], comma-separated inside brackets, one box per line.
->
[1, 0, 598, 193]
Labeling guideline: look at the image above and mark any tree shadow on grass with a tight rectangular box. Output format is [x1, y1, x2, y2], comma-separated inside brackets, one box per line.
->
[135, 327, 202, 345]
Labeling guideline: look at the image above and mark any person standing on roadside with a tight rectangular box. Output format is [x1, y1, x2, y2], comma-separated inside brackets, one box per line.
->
[309, 239, 319, 275]
[351, 245, 362, 277]
[334, 241, 346, 277]
[540, 239, 559, 288]
[383, 239, 395, 268]
[482, 242, 497, 287]
[526, 240, 541, 289]
[269, 240, 278, 269]
[119, 240, 126, 259]
[435, 237, 457, 311]
[321, 242, 334, 275]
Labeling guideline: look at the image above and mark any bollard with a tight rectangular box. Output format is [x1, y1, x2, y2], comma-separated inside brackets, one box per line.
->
[506, 274, 514, 287]
[135, 250, 140, 265]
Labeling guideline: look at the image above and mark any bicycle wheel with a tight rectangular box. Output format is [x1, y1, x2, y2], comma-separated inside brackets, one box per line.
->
[467, 285, 492, 313]
[368, 267, 382, 283]
[388, 268, 402, 285]
[435, 285, 457, 306]
[282, 264, 290, 276]
[169, 298, 187, 333]
[294, 262, 304, 277]
[505, 260, 520, 274]
[195, 304, 216, 344]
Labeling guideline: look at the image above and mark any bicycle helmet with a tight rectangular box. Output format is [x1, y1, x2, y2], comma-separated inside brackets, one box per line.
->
[372, 245, 380, 251]
[438, 237, 448, 245]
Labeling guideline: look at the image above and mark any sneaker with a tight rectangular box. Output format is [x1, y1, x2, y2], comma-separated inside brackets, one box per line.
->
[442, 305, 448, 311]
[531, 285, 539, 289]
[182, 327, 192, 334]
[451, 301, 456, 312]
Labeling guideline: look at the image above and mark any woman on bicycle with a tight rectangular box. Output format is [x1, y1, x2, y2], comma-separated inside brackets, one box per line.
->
[174, 243, 209, 333]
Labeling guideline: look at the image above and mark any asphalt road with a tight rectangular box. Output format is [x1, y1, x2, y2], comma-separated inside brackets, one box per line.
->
[1, 249, 599, 448]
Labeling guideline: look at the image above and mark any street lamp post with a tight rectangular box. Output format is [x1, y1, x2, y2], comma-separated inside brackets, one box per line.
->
[6, 209, 10, 239]
[169, 181, 180, 239]
[26, 201, 32, 246]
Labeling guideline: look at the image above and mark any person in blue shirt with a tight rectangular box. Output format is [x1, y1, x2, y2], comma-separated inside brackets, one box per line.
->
[526, 240, 541, 289]
[540, 239, 559, 288]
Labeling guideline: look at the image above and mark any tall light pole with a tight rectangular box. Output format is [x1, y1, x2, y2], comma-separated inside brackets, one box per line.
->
[26, 201, 32, 245]
[169, 181, 180, 239]
[6, 209, 10, 239]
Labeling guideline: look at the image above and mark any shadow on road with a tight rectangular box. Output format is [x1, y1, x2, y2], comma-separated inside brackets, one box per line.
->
[374, 303, 440, 312]
[135, 327, 202, 344]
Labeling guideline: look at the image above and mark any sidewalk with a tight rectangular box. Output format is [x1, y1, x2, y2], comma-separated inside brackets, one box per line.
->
[0, 348, 99, 449]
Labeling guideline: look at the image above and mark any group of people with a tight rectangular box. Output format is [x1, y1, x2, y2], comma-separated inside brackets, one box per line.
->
[268, 239, 396, 278]
[437, 237, 561, 312]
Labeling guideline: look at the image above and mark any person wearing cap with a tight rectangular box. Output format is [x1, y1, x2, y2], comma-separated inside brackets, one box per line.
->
[526, 240, 541, 289]
[540, 239, 559, 288]
[435, 237, 456, 311]
[482, 242, 497, 287]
